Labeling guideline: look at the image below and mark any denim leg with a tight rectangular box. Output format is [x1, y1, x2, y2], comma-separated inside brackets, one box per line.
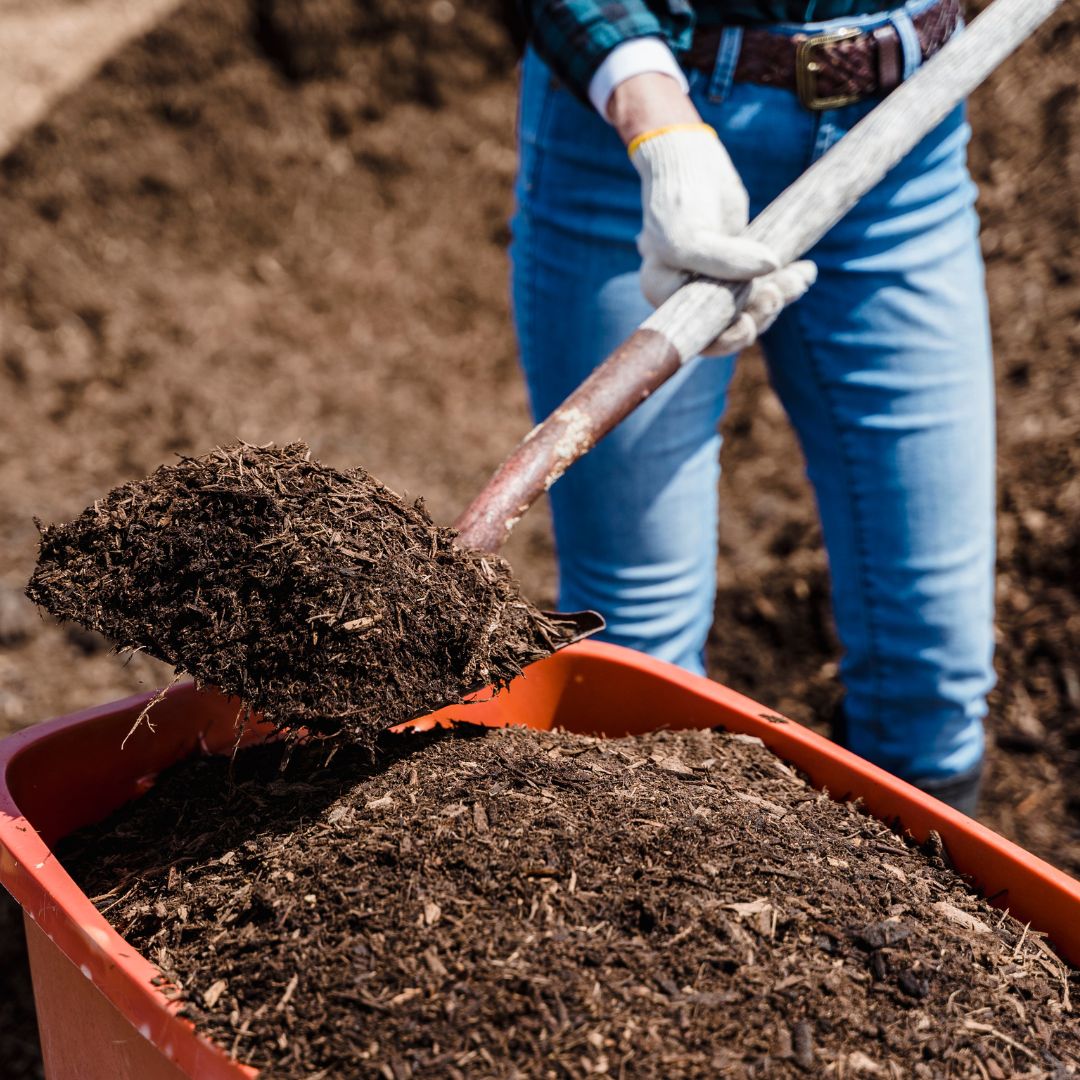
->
[511, 51, 735, 675]
[512, 23, 995, 782]
[759, 105, 995, 782]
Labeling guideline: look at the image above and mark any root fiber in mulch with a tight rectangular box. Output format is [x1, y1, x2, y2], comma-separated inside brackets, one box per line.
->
[60, 724, 1080, 1079]
[25, 442, 578, 747]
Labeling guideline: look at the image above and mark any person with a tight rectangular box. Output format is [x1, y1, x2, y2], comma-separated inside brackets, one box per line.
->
[510, 0, 991, 814]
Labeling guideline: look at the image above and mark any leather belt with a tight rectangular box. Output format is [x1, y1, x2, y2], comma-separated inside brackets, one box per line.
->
[683, 0, 962, 110]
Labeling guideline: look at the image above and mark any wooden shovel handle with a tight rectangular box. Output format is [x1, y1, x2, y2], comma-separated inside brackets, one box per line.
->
[454, 0, 1063, 555]
[453, 328, 683, 554]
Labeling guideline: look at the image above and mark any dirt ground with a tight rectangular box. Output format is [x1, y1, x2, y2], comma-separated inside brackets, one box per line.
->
[1, 0, 1078, 1073]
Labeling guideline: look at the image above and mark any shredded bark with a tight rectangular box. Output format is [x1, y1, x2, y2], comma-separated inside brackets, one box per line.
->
[26, 442, 577, 747]
[60, 724, 1080, 1079]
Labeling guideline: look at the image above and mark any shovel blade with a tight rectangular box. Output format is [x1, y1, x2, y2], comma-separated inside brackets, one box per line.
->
[543, 608, 606, 649]
[397, 609, 605, 728]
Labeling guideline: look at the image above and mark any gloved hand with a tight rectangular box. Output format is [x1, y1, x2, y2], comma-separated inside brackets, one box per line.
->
[629, 122, 817, 355]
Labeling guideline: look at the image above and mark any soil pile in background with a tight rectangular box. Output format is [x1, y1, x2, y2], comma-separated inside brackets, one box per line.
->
[62, 724, 1079, 1078]
[28, 441, 577, 743]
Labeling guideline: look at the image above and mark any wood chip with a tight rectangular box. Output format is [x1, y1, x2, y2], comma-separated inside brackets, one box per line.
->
[933, 901, 991, 934]
[202, 979, 228, 1009]
[276, 973, 299, 1011]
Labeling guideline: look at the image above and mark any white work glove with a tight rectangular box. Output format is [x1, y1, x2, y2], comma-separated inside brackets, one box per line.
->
[630, 122, 817, 355]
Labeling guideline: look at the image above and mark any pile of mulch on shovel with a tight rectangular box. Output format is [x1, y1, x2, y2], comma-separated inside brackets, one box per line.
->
[25, 442, 578, 747]
[60, 725, 1080, 1079]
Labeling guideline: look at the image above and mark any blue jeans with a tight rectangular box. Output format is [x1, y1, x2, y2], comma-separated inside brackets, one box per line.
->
[510, 0, 995, 784]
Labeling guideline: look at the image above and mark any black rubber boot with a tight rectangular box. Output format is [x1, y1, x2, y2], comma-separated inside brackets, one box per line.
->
[829, 706, 982, 817]
[829, 705, 848, 750]
[909, 764, 982, 818]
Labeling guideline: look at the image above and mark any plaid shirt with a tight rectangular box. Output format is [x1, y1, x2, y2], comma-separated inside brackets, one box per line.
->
[523, 0, 895, 104]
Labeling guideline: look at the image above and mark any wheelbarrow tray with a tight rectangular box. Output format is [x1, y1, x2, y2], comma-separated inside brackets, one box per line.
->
[2, 639, 1079, 1079]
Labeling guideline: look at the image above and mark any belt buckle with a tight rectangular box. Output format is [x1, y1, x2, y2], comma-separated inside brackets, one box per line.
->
[795, 27, 864, 111]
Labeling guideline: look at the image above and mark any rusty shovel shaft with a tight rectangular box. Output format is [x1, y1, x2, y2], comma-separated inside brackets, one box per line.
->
[452, 327, 686, 555]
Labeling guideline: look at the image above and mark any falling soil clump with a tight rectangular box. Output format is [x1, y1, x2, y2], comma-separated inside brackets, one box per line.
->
[61, 724, 1079, 1079]
[26, 442, 577, 746]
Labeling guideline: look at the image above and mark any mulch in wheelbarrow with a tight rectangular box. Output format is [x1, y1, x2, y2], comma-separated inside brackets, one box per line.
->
[59, 724, 1080, 1079]
[25, 442, 578, 750]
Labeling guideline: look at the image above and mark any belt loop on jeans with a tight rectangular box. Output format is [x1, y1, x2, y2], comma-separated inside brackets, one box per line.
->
[888, 8, 924, 80]
[707, 26, 744, 104]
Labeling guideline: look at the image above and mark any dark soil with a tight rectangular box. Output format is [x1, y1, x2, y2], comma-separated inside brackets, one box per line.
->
[1, 0, 1079, 1075]
[26, 441, 578, 745]
[60, 724, 1079, 1079]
